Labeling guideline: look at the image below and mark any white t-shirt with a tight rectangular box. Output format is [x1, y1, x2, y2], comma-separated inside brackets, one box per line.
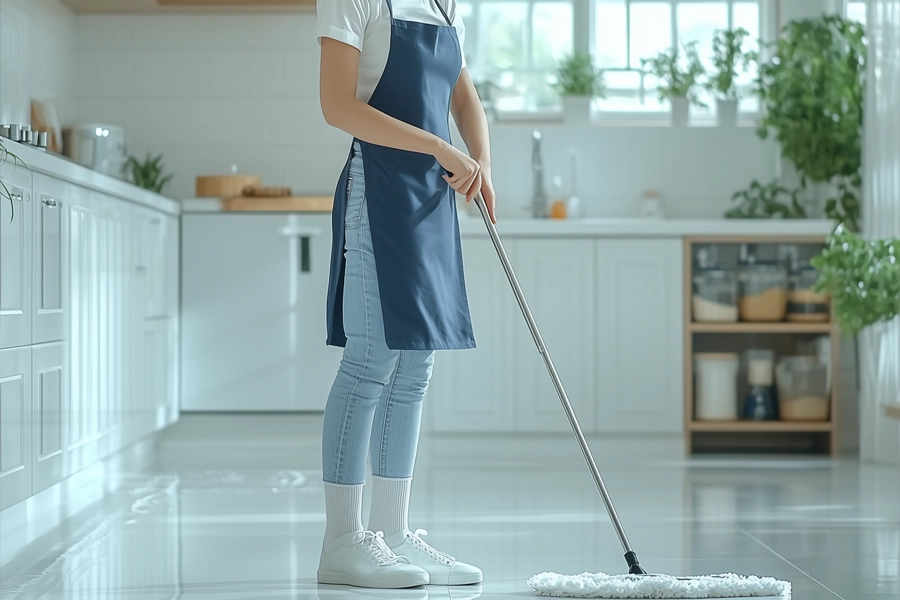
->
[316, 0, 467, 103]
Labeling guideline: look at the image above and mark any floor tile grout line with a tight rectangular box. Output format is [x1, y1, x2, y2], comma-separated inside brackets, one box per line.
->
[740, 528, 845, 600]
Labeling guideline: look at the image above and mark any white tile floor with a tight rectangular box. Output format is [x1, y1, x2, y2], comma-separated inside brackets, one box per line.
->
[1, 415, 898, 600]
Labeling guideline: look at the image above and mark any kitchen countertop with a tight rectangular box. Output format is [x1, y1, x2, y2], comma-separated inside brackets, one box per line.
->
[182, 196, 835, 238]
[457, 216, 836, 238]
[2, 139, 179, 216]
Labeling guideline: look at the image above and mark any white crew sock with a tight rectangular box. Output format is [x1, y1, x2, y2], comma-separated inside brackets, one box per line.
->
[367, 475, 412, 537]
[323, 482, 365, 544]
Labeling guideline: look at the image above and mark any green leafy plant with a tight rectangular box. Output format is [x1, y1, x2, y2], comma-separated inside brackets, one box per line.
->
[725, 179, 807, 219]
[554, 53, 606, 97]
[1, 139, 27, 222]
[811, 225, 900, 335]
[641, 41, 707, 106]
[127, 153, 174, 194]
[706, 28, 757, 100]
[756, 15, 866, 231]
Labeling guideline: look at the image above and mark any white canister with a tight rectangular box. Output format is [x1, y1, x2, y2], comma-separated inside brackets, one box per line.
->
[695, 353, 740, 420]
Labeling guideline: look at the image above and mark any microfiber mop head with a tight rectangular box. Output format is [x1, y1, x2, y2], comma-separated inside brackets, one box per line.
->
[528, 571, 791, 599]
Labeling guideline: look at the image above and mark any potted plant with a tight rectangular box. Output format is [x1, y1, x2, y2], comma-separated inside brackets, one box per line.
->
[705, 28, 757, 126]
[725, 178, 806, 219]
[641, 41, 706, 126]
[554, 53, 606, 124]
[811, 226, 900, 335]
[756, 15, 866, 229]
[127, 152, 174, 195]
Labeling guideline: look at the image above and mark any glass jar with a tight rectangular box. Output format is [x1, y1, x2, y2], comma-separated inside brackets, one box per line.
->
[743, 350, 777, 420]
[738, 262, 788, 322]
[692, 268, 738, 322]
[787, 264, 830, 323]
[775, 356, 830, 421]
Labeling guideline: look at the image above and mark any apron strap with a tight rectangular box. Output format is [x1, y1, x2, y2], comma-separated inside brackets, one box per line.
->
[384, 0, 393, 18]
[431, 0, 453, 26]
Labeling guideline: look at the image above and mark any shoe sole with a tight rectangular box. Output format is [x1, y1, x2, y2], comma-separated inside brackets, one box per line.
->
[436, 572, 483, 586]
[317, 570, 429, 589]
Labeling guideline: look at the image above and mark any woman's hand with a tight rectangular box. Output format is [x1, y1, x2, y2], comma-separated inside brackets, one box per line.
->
[478, 162, 497, 224]
[436, 141, 481, 202]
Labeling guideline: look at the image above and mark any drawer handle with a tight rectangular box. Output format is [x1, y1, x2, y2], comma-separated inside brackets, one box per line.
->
[299, 236, 311, 273]
[42, 198, 58, 208]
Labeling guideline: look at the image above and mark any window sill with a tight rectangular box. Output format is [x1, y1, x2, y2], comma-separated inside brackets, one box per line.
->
[491, 110, 761, 128]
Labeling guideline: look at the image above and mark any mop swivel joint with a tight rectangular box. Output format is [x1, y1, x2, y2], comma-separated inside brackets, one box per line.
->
[624, 551, 648, 575]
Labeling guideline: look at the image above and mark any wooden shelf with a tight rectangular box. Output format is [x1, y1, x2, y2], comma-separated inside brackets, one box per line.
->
[689, 420, 833, 433]
[885, 404, 900, 421]
[690, 322, 834, 334]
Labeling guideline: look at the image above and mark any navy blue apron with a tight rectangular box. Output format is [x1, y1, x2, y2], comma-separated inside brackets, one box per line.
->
[325, 0, 476, 351]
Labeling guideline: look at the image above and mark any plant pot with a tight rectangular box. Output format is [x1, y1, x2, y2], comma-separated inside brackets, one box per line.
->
[716, 99, 738, 127]
[561, 95, 592, 125]
[671, 97, 690, 126]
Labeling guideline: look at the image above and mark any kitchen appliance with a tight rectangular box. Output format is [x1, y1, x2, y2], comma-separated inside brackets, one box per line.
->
[63, 123, 127, 178]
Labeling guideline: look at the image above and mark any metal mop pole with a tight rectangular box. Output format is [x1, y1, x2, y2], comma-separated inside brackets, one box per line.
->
[473, 194, 647, 576]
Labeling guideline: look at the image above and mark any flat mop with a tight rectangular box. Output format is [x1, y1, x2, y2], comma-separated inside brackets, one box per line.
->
[472, 195, 790, 599]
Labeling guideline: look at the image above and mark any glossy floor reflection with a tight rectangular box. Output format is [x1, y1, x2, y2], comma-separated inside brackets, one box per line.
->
[1, 415, 898, 600]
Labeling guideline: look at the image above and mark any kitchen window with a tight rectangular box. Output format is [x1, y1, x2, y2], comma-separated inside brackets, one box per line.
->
[844, 1, 866, 25]
[460, 0, 763, 118]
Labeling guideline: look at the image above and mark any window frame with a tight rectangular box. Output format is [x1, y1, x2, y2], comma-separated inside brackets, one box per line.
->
[461, 0, 775, 123]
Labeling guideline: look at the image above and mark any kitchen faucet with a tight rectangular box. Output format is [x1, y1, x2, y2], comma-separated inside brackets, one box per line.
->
[531, 130, 548, 218]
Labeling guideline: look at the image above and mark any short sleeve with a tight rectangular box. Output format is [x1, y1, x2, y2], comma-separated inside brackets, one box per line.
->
[450, 1, 467, 68]
[317, 0, 369, 51]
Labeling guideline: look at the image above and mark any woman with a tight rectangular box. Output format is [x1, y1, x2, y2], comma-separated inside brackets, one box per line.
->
[315, 0, 496, 589]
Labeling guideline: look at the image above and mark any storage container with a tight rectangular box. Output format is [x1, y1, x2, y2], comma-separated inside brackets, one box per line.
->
[695, 353, 740, 420]
[787, 264, 830, 323]
[738, 262, 788, 321]
[693, 267, 738, 322]
[775, 356, 830, 421]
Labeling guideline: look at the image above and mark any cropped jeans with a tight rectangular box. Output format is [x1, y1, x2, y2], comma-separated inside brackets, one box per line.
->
[321, 143, 436, 486]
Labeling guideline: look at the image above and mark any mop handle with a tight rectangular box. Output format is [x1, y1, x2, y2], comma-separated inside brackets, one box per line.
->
[473, 194, 635, 557]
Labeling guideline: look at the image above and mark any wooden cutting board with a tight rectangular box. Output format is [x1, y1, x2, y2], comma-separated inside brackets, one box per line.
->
[221, 196, 334, 212]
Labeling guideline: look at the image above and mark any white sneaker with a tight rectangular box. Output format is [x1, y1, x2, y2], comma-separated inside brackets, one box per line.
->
[318, 530, 430, 589]
[385, 529, 483, 586]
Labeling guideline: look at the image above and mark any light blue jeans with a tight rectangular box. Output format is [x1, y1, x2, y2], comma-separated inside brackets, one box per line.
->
[322, 143, 436, 485]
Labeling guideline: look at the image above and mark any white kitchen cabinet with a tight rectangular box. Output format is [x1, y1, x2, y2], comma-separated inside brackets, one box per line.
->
[31, 342, 66, 494]
[0, 346, 33, 511]
[181, 213, 342, 411]
[428, 238, 517, 432]
[594, 239, 683, 433]
[67, 191, 101, 473]
[139, 208, 178, 320]
[511, 239, 596, 432]
[32, 174, 69, 344]
[0, 162, 33, 350]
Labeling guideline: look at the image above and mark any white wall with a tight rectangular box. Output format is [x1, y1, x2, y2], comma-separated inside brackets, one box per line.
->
[0, 0, 76, 126]
[66, 13, 780, 220]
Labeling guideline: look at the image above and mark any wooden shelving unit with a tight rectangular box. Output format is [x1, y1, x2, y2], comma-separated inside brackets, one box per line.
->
[886, 404, 900, 421]
[683, 236, 840, 455]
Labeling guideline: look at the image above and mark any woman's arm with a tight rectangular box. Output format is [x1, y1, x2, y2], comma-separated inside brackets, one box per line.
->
[320, 38, 481, 196]
[451, 68, 496, 222]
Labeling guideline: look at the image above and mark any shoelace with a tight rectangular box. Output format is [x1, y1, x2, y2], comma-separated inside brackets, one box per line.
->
[406, 529, 455, 566]
[356, 531, 407, 567]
